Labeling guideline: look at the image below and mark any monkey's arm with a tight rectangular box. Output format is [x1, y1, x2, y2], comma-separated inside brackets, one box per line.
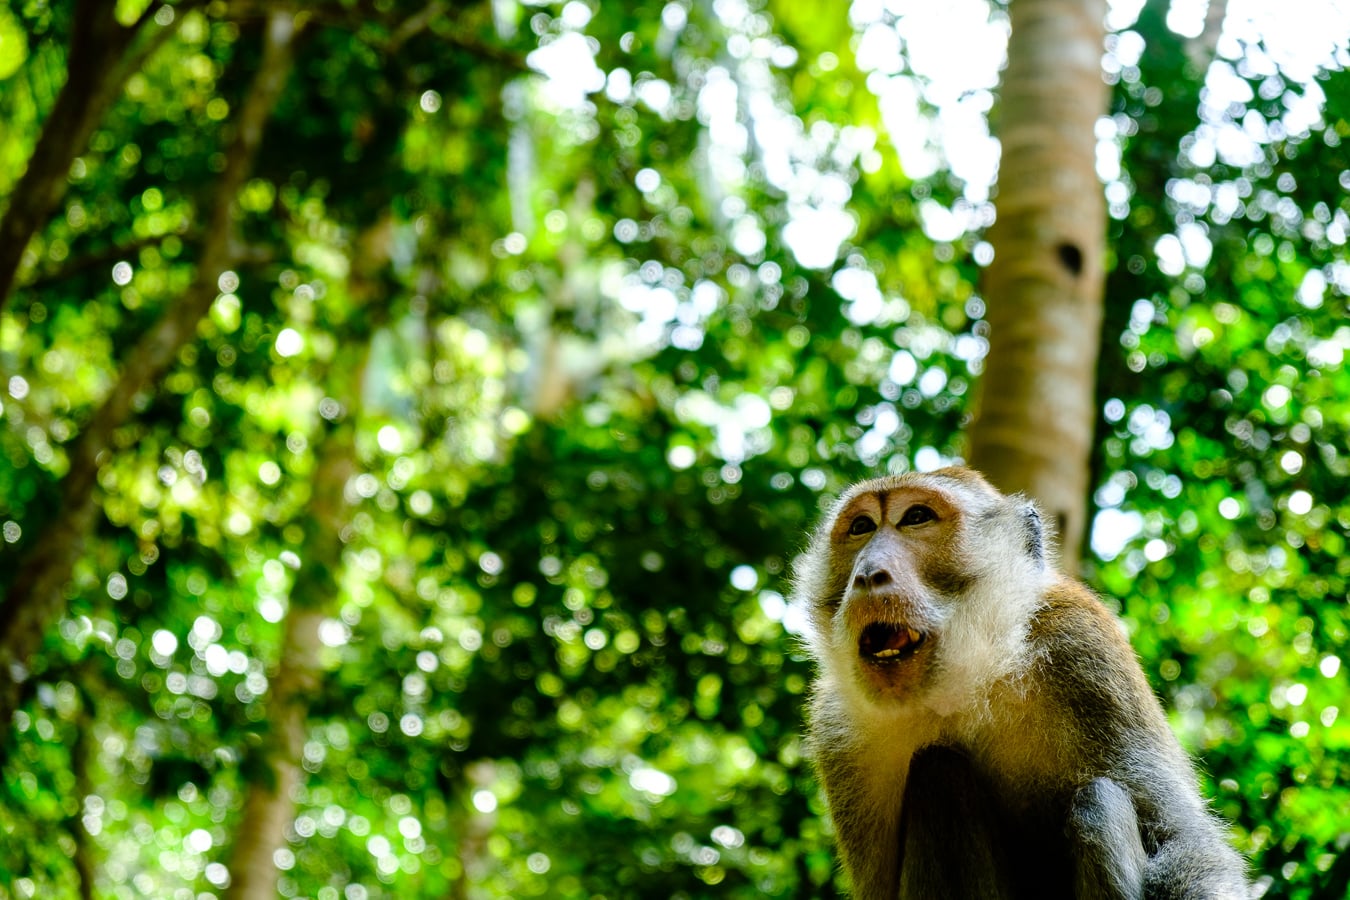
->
[1067, 777, 1147, 900]
[1037, 585, 1248, 900]
[1140, 811, 1248, 900]
[1110, 755, 1246, 900]
[899, 749, 1144, 900]
[898, 745, 1016, 900]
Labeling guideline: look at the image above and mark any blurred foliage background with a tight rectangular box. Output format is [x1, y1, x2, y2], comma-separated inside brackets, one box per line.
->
[2, 0, 1350, 897]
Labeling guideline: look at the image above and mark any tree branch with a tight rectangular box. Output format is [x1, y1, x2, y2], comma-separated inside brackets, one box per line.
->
[0, 8, 301, 743]
[20, 234, 193, 292]
[118, 1, 200, 85]
[0, 0, 186, 311]
[442, 26, 529, 73]
[386, 0, 448, 52]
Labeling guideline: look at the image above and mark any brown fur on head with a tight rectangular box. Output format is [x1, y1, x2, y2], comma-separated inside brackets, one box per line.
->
[794, 467, 1052, 717]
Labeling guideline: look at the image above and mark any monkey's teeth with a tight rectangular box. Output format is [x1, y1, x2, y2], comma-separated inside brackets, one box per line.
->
[859, 622, 924, 660]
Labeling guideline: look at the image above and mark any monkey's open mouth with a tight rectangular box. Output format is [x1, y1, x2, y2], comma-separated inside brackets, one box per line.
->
[858, 623, 925, 662]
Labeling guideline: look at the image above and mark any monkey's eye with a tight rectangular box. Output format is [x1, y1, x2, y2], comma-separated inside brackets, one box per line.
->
[847, 516, 877, 536]
[899, 505, 936, 527]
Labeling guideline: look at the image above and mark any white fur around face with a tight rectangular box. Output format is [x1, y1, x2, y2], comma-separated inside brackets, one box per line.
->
[923, 552, 1048, 719]
[925, 491, 1051, 717]
[799, 472, 1053, 724]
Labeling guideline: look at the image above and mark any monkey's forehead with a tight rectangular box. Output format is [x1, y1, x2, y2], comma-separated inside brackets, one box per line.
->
[836, 466, 1000, 504]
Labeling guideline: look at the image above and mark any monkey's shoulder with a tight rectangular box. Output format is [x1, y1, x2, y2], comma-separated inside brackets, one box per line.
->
[1025, 577, 1164, 728]
[1030, 577, 1137, 658]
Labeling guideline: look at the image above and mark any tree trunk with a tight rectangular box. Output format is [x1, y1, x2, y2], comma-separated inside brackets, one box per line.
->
[967, 0, 1108, 573]
[223, 215, 392, 899]
[450, 761, 499, 900]
[70, 682, 98, 900]
[0, 10, 299, 738]
[219, 584, 329, 900]
[0, 0, 181, 309]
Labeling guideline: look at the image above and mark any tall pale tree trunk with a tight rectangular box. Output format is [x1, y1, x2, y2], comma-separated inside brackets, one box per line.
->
[220, 450, 349, 900]
[450, 761, 499, 900]
[223, 216, 392, 900]
[967, 0, 1109, 572]
[0, 10, 298, 738]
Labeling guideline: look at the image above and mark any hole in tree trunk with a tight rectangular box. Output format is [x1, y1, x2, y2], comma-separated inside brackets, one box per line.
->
[1056, 242, 1084, 276]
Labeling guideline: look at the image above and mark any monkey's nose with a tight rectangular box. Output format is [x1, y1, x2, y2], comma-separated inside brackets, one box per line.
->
[853, 567, 892, 590]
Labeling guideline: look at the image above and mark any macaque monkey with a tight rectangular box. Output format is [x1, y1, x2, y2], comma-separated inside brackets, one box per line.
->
[795, 467, 1246, 900]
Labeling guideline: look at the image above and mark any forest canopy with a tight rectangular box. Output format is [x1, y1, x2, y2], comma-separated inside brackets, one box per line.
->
[2, 0, 1350, 898]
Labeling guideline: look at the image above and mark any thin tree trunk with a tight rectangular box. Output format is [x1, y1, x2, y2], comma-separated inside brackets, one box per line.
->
[219, 568, 331, 900]
[0, 0, 183, 309]
[223, 215, 392, 900]
[967, 0, 1108, 572]
[450, 761, 498, 900]
[1187, 0, 1228, 71]
[69, 683, 97, 900]
[0, 10, 298, 738]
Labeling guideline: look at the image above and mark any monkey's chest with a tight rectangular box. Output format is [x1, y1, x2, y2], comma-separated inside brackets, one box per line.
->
[902, 743, 1081, 900]
[945, 727, 1084, 897]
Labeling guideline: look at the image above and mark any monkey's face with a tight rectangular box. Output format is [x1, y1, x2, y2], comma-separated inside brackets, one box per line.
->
[811, 471, 990, 703]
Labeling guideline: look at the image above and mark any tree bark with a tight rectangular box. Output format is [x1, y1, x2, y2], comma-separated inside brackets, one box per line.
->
[223, 215, 392, 900]
[967, 0, 1109, 573]
[1187, 0, 1228, 70]
[0, 10, 299, 739]
[450, 761, 499, 900]
[0, 0, 183, 310]
[219, 578, 330, 900]
[69, 682, 98, 900]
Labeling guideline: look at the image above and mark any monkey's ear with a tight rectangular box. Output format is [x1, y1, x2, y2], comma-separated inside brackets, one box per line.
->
[1020, 502, 1045, 567]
